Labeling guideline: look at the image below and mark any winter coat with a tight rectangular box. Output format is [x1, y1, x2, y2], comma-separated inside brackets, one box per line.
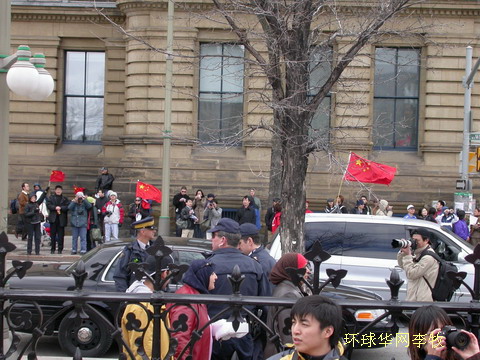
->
[172, 192, 191, 214]
[235, 206, 256, 225]
[267, 343, 348, 360]
[265, 206, 275, 231]
[180, 206, 195, 230]
[376, 200, 393, 216]
[17, 191, 29, 215]
[95, 195, 110, 218]
[46, 194, 70, 226]
[168, 284, 212, 360]
[272, 212, 281, 233]
[95, 173, 114, 192]
[397, 245, 439, 301]
[204, 206, 222, 228]
[453, 219, 469, 241]
[113, 240, 151, 292]
[264, 280, 304, 358]
[206, 247, 270, 318]
[24, 191, 47, 225]
[102, 200, 124, 225]
[68, 200, 92, 228]
[127, 203, 150, 221]
[249, 246, 276, 295]
[193, 197, 206, 222]
[436, 213, 458, 228]
[121, 282, 170, 360]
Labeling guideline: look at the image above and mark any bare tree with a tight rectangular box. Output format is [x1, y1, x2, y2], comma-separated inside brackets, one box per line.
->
[208, 0, 422, 252]
[94, 0, 427, 252]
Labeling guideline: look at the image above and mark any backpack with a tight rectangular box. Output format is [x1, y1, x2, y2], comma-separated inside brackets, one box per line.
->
[418, 249, 460, 301]
[10, 198, 19, 214]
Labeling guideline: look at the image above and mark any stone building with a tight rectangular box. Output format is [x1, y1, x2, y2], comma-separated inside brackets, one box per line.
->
[6, 0, 480, 227]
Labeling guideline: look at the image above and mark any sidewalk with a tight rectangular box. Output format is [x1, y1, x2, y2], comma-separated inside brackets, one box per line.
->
[5, 233, 81, 263]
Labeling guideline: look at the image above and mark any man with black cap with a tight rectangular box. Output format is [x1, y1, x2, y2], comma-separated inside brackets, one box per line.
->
[207, 218, 270, 360]
[114, 216, 157, 292]
[95, 167, 115, 193]
[397, 228, 439, 301]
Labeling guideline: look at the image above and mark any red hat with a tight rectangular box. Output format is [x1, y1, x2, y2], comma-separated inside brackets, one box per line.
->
[297, 254, 308, 269]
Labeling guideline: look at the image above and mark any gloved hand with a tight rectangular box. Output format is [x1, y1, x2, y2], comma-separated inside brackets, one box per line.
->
[118, 223, 122, 228]
[45, 186, 50, 193]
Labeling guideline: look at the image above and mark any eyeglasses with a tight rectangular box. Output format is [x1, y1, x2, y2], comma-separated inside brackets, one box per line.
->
[135, 199, 141, 201]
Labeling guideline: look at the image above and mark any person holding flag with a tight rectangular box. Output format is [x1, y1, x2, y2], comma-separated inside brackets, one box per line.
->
[46, 170, 68, 254]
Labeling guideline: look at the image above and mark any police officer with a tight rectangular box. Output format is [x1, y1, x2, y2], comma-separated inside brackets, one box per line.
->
[113, 216, 157, 292]
[238, 222, 276, 295]
[207, 218, 270, 360]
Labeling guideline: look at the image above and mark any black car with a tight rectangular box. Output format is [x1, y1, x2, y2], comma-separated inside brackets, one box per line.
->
[6, 237, 212, 357]
[6, 238, 390, 357]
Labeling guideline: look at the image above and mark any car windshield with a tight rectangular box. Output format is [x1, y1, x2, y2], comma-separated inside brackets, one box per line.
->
[65, 246, 105, 274]
[441, 226, 474, 250]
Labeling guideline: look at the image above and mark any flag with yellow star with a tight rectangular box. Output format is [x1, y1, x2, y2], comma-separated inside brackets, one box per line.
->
[344, 152, 396, 185]
[136, 181, 162, 203]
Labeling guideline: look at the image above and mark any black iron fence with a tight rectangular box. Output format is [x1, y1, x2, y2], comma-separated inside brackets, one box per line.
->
[0, 231, 479, 360]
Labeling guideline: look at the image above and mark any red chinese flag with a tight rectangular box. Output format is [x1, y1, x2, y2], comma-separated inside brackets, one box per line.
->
[50, 170, 65, 182]
[344, 152, 397, 185]
[73, 185, 86, 194]
[136, 181, 162, 203]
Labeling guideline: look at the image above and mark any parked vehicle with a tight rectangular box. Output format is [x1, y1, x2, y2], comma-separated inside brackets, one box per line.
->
[6, 236, 391, 357]
[269, 213, 474, 301]
[6, 237, 211, 357]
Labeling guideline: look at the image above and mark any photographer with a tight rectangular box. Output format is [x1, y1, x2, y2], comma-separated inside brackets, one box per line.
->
[397, 228, 439, 301]
[436, 206, 459, 230]
[409, 305, 480, 360]
[204, 199, 222, 240]
[68, 192, 92, 255]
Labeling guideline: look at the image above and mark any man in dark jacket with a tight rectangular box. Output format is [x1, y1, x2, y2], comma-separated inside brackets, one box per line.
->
[46, 185, 70, 254]
[16, 182, 30, 240]
[95, 189, 110, 238]
[114, 216, 157, 292]
[235, 195, 256, 225]
[172, 186, 190, 236]
[95, 167, 115, 193]
[207, 218, 269, 360]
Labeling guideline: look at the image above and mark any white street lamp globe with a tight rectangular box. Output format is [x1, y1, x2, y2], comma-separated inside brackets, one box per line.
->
[28, 54, 54, 100]
[29, 67, 54, 100]
[6, 45, 39, 98]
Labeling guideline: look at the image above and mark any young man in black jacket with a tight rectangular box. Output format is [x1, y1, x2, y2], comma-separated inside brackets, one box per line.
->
[46, 185, 69, 254]
[235, 195, 256, 225]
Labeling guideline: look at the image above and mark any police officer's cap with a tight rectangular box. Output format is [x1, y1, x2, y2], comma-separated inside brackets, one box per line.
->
[239, 223, 258, 237]
[131, 216, 157, 230]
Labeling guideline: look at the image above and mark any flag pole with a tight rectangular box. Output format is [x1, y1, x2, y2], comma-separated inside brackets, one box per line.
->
[337, 152, 352, 200]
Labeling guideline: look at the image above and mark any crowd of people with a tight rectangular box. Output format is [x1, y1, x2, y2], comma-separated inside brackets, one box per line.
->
[10, 174, 480, 359]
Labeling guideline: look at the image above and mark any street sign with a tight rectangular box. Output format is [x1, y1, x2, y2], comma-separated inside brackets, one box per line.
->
[470, 132, 480, 143]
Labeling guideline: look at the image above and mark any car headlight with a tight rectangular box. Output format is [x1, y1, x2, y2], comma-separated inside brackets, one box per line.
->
[354, 309, 386, 322]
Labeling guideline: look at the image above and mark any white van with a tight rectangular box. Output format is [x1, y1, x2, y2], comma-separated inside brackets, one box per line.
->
[269, 213, 474, 301]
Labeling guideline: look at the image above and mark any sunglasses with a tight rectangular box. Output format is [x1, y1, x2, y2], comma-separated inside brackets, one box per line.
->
[135, 199, 141, 201]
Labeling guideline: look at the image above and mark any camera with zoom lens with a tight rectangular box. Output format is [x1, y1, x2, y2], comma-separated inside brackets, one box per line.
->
[391, 238, 415, 249]
[439, 325, 470, 350]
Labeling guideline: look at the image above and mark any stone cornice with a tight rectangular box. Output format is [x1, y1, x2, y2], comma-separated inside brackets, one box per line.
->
[12, 5, 124, 24]
[10, 134, 58, 144]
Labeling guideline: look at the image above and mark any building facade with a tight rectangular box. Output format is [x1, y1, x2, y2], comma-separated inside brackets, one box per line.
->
[6, 0, 480, 223]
